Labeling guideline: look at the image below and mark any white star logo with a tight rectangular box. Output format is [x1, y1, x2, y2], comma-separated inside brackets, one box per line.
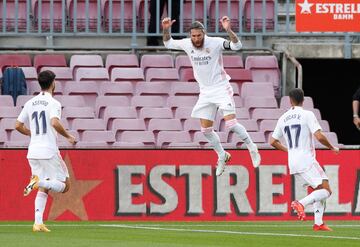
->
[298, 0, 314, 14]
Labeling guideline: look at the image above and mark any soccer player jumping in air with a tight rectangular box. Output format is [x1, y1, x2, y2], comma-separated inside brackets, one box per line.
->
[162, 16, 261, 175]
[270, 88, 339, 231]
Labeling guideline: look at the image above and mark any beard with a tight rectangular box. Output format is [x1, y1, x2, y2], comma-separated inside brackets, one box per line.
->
[191, 38, 204, 49]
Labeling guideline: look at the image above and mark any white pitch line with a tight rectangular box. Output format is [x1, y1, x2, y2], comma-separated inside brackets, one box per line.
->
[99, 224, 360, 241]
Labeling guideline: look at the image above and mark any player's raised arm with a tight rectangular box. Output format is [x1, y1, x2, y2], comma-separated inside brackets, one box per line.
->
[162, 17, 176, 42]
[220, 16, 242, 50]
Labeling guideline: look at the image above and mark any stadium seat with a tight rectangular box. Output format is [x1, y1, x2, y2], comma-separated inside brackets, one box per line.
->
[99, 81, 134, 96]
[251, 108, 286, 122]
[245, 55, 280, 96]
[72, 118, 106, 132]
[111, 68, 144, 82]
[103, 106, 137, 128]
[115, 131, 155, 148]
[170, 82, 200, 96]
[240, 82, 275, 98]
[223, 55, 244, 68]
[0, 118, 17, 131]
[140, 54, 174, 74]
[230, 83, 240, 96]
[112, 119, 146, 132]
[54, 95, 86, 107]
[148, 119, 182, 131]
[179, 68, 196, 82]
[244, 0, 275, 31]
[167, 96, 198, 109]
[315, 132, 341, 148]
[226, 68, 253, 84]
[40, 67, 73, 81]
[6, 130, 29, 147]
[139, 107, 173, 119]
[58, 130, 79, 147]
[75, 68, 110, 81]
[0, 54, 31, 72]
[77, 130, 115, 147]
[34, 54, 67, 72]
[0, 107, 22, 118]
[105, 54, 139, 74]
[175, 107, 193, 120]
[63, 81, 99, 107]
[0, 95, 15, 107]
[157, 131, 196, 148]
[69, 54, 104, 76]
[175, 55, 192, 72]
[259, 119, 278, 138]
[136, 81, 171, 96]
[0, 127, 7, 145]
[103, 0, 135, 32]
[319, 120, 330, 132]
[145, 68, 179, 82]
[131, 95, 166, 108]
[20, 67, 37, 81]
[33, 0, 64, 32]
[219, 119, 259, 132]
[95, 96, 130, 118]
[28, 80, 63, 95]
[183, 118, 202, 132]
[15, 95, 33, 108]
[62, 107, 95, 120]
[68, 0, 101, 31]
[230, 131, 266, 147]
[280, 96, 315, 109]
[0, 0, 28, 32]
[243, 96, 278, 110]
[209, 0, 240, 32]
[235, 108, 250, 119]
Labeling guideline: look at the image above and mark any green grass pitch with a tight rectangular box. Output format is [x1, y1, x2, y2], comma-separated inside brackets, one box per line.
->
[0, 221, 359, 247]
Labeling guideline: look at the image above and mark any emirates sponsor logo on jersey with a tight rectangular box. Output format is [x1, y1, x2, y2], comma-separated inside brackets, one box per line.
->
[296, 0, 360, 31]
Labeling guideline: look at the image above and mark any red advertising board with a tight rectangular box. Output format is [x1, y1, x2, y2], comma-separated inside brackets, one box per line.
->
[296, 0, 360, 32]
[0, 149, 359, 221]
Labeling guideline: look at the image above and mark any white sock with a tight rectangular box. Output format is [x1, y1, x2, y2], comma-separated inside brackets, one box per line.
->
[201, 127, 225, 159]
[34, 191, 48, 225]
[299, 189, 330, 207]
[225, 119, 254, 147]
[313, 200, 325, 226]
[39, 179, 66, 193]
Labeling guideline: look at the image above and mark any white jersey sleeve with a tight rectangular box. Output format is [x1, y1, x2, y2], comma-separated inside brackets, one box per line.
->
[306, 111, 322, 134]
[272, 119, 283, 140]
[17, 103, 29, 123]
[163, 38, 186, 51]
[50, 101, 62, 120]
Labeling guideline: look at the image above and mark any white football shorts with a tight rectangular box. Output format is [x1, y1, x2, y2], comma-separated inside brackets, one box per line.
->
[295, 162, 328, 189]
[28, 153, 69, 182]
[191, 84, 236, 121]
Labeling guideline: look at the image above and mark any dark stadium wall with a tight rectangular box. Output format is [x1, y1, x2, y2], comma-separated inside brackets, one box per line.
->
[300, 59, 360, 145]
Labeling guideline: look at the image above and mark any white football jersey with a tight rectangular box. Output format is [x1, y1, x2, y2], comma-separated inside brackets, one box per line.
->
[272, 106, 322, 174]
[164, 36, 241, 92]
[17, 92, 61, 159]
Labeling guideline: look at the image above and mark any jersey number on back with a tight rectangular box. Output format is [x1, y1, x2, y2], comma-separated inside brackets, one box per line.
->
[32, 111, 47, 135]
[284, 124, 301, 149]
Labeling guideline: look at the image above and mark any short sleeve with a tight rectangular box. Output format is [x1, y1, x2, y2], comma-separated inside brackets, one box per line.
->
[271, 119, 283, 140]
[17, 104, 28, 123]
[49, 101, 61, 120]
[307, 111, 322, 134]
[164, 38, 186, 51]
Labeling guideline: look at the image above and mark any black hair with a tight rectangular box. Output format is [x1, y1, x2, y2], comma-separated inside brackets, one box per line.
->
[289, 88, 304, 105]
[38, 70, 56, 90]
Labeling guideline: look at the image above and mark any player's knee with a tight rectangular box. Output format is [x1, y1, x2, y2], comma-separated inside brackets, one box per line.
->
[225, 118, 237, 130]
[201, 126, 213, 135]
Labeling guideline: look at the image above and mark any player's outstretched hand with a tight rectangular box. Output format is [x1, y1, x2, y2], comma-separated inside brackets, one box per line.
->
[67, 134, 77, 145]
[162, 17, 176, 30]
[331, 146, 340, 154]
[220, 16, 231, 31]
